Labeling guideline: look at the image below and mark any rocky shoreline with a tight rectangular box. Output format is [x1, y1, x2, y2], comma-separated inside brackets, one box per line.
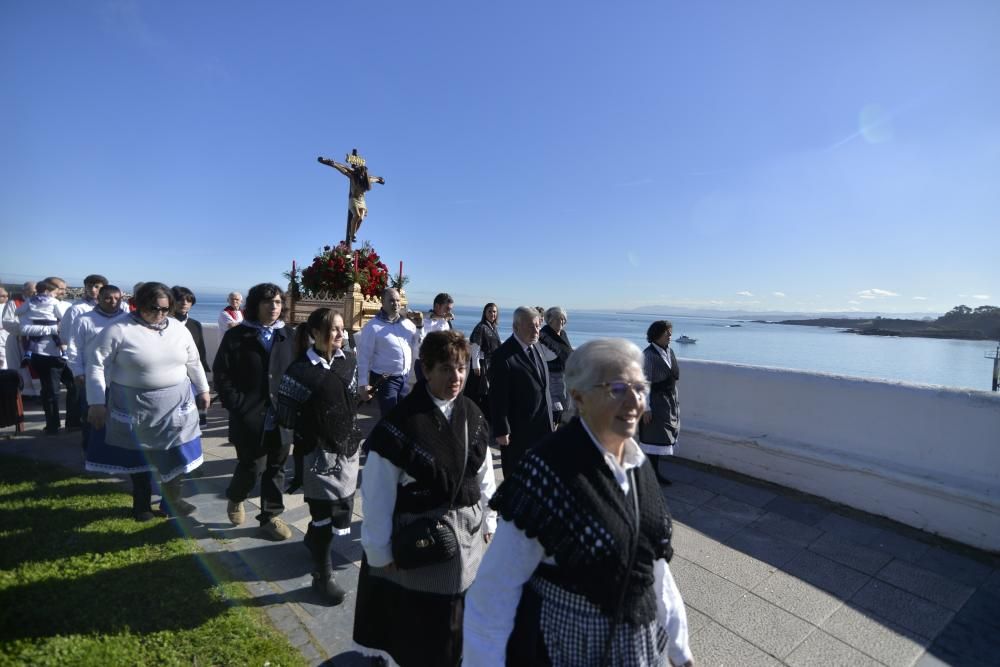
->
[776, 314, 999, 342]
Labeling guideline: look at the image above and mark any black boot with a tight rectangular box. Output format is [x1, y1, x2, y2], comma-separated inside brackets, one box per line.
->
[131, 472, 155, 521]
[160, 476, 196, 517]
[308, 523, 346, 605]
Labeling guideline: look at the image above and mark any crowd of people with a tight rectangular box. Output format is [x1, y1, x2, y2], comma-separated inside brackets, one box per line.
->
[0, 277, 693, 666]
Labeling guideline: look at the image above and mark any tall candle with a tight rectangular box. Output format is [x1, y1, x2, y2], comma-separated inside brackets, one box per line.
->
[399, 260, 403, 277]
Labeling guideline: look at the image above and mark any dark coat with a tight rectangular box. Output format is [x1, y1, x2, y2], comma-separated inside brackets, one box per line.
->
[213, 323, 295, 448]
[180, 317, 209, 375]
[488, 335, 553, 453]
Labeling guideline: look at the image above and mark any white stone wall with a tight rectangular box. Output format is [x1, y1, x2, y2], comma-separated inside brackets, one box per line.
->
[203, 323, 222, 370]
[201, 325, 1000, 551]
[677, 360, 1000, 552]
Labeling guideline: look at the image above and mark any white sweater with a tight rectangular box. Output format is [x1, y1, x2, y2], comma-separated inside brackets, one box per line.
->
[67, 309, 127, 378]
[86, 317, 210, 405]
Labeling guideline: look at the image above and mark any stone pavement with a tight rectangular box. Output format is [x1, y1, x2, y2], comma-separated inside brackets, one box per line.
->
[3, 400, 999, 666]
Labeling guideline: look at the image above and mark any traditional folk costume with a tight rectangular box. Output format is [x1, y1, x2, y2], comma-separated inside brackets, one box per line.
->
[276, 347, 362, 603]
[538, 325, 573, 422]
[67, 307, 128, 449]
[17, 295, 73, 432]
[353, 386, 497, 667]
[85, 314, 208, 515]
[464, 318, 501, 418]
[463, 417, 692, 667]
[639, 343, 680, 457]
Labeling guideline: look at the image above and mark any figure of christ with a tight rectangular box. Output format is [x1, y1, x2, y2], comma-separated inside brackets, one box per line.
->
[317, 156, 385, 245]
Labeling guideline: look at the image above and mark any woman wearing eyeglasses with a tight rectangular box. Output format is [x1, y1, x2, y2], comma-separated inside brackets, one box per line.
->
[638, 320, 680, 485]
[85, 282, 210, 520]
[464, 338, 693, 667]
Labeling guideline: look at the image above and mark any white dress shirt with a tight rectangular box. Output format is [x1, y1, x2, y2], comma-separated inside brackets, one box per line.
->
[355, 312, 423, 382]
[462, 420, 693, 667]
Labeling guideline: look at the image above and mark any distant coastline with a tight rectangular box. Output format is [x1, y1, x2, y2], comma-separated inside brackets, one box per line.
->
[776, 305, 1000, 342]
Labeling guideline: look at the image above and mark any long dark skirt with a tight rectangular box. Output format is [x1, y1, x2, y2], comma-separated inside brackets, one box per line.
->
[353, 556, 465, 667]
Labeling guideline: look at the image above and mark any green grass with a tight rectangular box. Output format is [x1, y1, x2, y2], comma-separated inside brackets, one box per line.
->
[0, 456, 307, 667]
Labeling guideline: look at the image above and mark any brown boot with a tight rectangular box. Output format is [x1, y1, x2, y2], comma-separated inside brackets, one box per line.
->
[159, 477, 196, 517]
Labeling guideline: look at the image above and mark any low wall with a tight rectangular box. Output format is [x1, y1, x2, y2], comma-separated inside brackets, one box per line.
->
[678, 360, 1000, 552]
[200, 322, 1000, 550]
[203, 323, 222, 370]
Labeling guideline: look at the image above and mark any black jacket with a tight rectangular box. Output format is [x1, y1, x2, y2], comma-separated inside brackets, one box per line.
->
[177, 317, 209, 375]
[213, 323, 295, 448]
[488, 335, 554, 452]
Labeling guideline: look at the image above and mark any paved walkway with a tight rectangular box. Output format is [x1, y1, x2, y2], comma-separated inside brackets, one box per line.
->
[3, 401, 998, 666]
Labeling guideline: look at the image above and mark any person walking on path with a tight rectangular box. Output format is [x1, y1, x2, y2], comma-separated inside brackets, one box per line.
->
[16, 278, 71, 433]
[538, 306, 573, 426]
[218, 291, 244, 330]
[213, 283, 296, 540]
[356, 287, 423, 417]
[66, 284, 126, 450]
[464, 338, 693, 667]
[277, 308, 364, 604]
[639, 320, 680, 485]
[85, 282, 210, 521]
[488, 306, 554, 480]
[171, 286, 210, 377]
[464, 303, 501, 419]
[353, 330, 497, 666]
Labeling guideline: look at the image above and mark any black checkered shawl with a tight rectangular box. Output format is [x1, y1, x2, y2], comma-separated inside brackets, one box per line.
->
[491, 417, 674, 625]
[366, 386, 491, 514]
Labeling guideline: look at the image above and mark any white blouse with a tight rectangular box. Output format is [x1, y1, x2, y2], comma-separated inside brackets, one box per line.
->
[462, 420, 693, 667]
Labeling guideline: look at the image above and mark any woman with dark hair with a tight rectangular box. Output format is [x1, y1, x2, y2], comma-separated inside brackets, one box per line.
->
[464, 339, 692, 667]
[171, 286, 209, 376]
[464, 303, 500, 418]
[85, 282, 210, 520]
[539, 306, 573, 425]
[276, 308, 363, 604]
[353, 330, 498, 667]
[639, 320, 680, 484]
[214, 282, 296, 540]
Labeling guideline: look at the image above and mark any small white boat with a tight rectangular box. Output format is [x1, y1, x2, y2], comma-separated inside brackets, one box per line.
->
[676, 335, 697, 344]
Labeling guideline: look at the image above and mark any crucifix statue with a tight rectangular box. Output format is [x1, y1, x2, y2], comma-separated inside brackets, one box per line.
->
[317, 149, 386, 247]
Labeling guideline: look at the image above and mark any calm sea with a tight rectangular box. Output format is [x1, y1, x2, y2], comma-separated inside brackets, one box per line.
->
[188, 297, 999, 392]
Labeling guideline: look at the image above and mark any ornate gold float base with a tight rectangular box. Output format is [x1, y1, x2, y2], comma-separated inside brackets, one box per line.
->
[287, 283, 406, 333]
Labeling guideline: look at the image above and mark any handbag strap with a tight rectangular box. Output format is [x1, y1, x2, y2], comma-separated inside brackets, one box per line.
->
[601, 467, 641, 667]
[447, 419, 470, 509]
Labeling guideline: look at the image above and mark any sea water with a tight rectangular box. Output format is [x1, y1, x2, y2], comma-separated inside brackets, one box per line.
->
[188, 297, 998, 392]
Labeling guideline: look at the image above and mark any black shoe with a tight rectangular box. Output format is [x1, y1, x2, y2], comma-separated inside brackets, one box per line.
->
[311, 571, 347, 605]
[133, 510, 156, 522]
[43, 427, 59, 435]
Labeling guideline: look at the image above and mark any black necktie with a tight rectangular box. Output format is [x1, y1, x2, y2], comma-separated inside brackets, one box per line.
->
[527, 345, 543, 378]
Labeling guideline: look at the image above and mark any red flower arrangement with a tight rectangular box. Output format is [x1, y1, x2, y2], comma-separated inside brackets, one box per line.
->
[291, 241, 390, 299]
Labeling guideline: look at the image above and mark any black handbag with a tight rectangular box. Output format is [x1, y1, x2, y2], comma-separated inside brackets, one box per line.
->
[391, 423, 469, 570]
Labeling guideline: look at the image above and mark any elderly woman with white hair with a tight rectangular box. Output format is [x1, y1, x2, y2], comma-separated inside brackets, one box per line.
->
[538, 306, 573, 425]
[463, 338, 693, 667]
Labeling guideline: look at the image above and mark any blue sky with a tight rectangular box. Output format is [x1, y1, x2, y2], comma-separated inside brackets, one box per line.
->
[2, 1, 997, 314]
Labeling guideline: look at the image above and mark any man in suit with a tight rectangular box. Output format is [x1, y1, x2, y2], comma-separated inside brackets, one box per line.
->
[489, 306, 555, 479]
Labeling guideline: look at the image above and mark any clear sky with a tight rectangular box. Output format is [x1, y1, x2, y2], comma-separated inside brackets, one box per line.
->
[2, 1, 997, 314]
